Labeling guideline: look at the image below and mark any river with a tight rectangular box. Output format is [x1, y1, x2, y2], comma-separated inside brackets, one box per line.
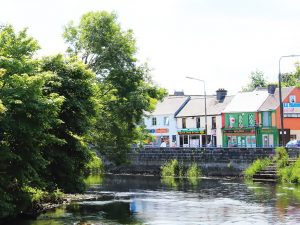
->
[9, 174, 300, 225]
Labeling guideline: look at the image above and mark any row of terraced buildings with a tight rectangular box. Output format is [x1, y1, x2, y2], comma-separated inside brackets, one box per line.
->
[143, 85, 300, 148]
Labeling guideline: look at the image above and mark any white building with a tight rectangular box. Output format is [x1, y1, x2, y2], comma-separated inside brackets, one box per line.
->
[144, 95, 190, 147]
[175, 89, 233, 147]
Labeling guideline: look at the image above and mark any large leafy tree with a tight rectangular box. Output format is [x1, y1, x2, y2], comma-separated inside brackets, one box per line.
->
[242, 69, 268, 92]
[64, 11, 166, 164]
[0, 25, 64, 217]
[41, 55, 97, 192]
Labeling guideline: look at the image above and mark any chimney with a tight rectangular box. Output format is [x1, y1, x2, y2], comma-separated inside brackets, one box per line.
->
[216, 88, 227, 102]
[174, 90, 184, 96]
[267, 84, 277, 95]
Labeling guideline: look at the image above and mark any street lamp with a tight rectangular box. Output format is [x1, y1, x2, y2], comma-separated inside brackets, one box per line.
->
[279, 55, 300, 146]
[186, 76, 208, 147]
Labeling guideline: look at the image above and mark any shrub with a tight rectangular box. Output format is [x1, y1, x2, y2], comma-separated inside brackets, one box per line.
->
[186, 163, 202, 178]
[22, 186, 64, 205]
[244, 158, 272, 178]
[49, 189, 64, 203]
[275, 147, 289, 168]
[161, 159, 180, 177]
[22, 186, 47, 204]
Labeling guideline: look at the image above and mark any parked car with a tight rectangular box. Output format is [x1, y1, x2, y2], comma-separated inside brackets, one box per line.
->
[285, 140, 300, 148]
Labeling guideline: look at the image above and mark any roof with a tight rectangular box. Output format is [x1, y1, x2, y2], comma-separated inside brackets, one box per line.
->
[147, 95, 189, 116]
[176, 95, 234, 117]
[259, 87, 294, 111]
[223, 90, 269, 113]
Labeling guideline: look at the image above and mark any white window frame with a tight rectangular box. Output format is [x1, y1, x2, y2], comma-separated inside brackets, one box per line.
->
[164, 117, 169, 125]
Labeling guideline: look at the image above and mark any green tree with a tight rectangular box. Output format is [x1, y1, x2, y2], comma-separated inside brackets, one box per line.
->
[0, 25, 64, 217]
[64, 11, 166, 164]
[41, 55, 97, 192]
[281, 62, 300, 87]
[242, 69, 268, 91]
[0, 25, 39, 76]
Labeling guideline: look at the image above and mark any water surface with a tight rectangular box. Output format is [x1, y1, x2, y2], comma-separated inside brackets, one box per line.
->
[10, 174, 300, 225]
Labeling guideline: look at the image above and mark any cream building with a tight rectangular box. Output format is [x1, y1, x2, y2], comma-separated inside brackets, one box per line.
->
[175, 89, 233, 147]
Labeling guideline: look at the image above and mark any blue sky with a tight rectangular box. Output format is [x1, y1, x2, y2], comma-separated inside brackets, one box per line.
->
[1, 0, 300, 95]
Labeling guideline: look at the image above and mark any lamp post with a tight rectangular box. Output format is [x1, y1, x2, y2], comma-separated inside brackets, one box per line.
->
[278, 55, 300, 146]
[186, 76, 208, 147]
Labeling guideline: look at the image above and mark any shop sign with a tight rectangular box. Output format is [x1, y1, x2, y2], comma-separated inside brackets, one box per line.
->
[156, 128, 169, 133]
[223, 129, 255, 134]
[283, 103, 300, 113]
[261, 128, 274, 133]
[178, 128, 205, 135]
[146, 128, 169, 134]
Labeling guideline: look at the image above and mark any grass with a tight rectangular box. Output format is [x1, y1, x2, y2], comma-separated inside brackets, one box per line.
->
[245, 146, 300, 185]
[274, 147, 300, 184]
[278, 157, 300, 183]
[244, 158, 272, 179]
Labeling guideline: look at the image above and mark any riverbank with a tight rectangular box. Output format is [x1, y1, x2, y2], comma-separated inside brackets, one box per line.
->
[0, 192, 116, 224]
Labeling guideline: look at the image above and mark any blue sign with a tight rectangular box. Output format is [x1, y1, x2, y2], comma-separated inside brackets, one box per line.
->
[146, 129, 155, 133]
[283, 103, 300, 108]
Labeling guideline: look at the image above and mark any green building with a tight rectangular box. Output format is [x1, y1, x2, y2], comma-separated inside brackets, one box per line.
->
[222, 89, 279, 147]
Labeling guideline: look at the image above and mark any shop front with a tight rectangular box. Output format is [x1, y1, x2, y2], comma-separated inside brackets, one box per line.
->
[257, 127, 278, 147]
[146, 128, 170, 147]
[178, 128, 206, 147]
[222, 128, 256, 147]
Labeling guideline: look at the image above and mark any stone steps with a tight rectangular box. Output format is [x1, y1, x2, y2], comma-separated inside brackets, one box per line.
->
[252, 163, 278, 182]
[252, 178, 278, 182]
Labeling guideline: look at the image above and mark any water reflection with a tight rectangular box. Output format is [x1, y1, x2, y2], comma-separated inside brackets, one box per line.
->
[8, 174, 300, 225]
[84, 174, 104, 186]
[245, 180, 300, 224]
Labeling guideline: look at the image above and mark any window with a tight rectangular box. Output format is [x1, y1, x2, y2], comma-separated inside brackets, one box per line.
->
[196, 117, 201, 128]
[183, 135, 188, 144]
[290, 134, 297, 140]
[182, 118, 186, 128]
[152, 117, 157, 126]
[164, 117, 169, 125]
[172, 135, 176, 142]
[262, 112, 270, 127]
[212, 117, 216, 129]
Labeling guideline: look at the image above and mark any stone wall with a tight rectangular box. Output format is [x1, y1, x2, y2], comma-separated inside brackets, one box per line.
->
[106, 147, 300, 176]
[106, 147, 273, 176]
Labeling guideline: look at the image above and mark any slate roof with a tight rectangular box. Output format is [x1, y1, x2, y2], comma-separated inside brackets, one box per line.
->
[223, 90, 270, 113]
[176, 95, 234, 117]
[259, 87, 294, 111]
[147, 95, 190, 116]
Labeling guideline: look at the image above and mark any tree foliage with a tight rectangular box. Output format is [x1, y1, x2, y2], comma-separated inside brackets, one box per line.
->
[242, 69, 268, 92]
[0, 25, 64, 217]
[64, 11, 166, 164]
[0, 25, 98, 218]
[0, 12, 165, 217]
[40, 55, 97, 192]
[281, 62, 300, 87]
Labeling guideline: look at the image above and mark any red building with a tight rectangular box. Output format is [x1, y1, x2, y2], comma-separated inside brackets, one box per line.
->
[275, 87, 300, 144]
